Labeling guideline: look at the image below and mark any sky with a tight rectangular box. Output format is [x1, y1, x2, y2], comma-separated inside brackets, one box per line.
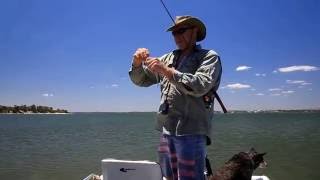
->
[0, 0, 319, 112]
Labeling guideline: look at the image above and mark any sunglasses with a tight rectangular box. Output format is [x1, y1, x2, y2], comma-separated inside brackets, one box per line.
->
[171, 26, 194, 36]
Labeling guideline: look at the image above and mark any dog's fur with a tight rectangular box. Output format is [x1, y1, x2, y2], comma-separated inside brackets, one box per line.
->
[210, 148, 267, 180]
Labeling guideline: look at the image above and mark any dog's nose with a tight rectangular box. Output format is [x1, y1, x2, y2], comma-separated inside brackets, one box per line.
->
[259, 161, 268, 168]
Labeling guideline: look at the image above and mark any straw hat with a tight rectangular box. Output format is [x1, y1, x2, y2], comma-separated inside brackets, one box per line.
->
[167, 15, 206, 41]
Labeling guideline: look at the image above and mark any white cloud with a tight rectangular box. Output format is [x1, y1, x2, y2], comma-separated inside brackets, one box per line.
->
[42, 93, 54, 97]
[111, 84, 119, 88]
[236, 66, 252, 71]
[106, 84, 120, 88]
[255, 93, 265, 96]
[286, 80, 312, 86]
[272, 70, 278, 74]
[269, 88, 282, 91]
[301, 82, 312, 85]
[282, 90, 295, 94]
[278, 65, 319, 72]
[224, 83, 251, 89]
[286, 80, 306, 84]
[255, 73, 266, 77]
[270, 93, 281, 96]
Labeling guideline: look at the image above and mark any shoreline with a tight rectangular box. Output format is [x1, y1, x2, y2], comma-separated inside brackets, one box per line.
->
[0, 112, 70, 114]
[1, 110, 319, 114]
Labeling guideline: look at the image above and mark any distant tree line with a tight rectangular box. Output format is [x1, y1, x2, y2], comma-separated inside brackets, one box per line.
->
[0, 105, 68, 113]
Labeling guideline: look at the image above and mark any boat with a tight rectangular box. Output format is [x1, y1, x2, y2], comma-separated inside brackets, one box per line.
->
[83, 159, 270, 180]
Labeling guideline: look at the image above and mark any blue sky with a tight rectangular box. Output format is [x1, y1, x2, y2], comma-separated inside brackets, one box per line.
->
[1, 0, 319, 112]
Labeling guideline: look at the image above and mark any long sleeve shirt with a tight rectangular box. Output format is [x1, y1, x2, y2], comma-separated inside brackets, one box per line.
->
[129, 45, 222, 136]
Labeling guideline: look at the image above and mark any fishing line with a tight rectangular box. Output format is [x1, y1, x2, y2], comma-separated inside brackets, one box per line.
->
[147, 0, 176, 83]
[159, 0, 194, 51]
[160, 0, 176, 24]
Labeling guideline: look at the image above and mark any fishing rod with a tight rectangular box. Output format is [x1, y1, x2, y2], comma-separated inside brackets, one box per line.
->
[160, 0, 175, 24]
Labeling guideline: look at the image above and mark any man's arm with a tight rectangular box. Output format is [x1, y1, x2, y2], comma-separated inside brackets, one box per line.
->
[128, 48, 160, 87]
[171, 51, 222, 97]
[129, 64, 160, 87]
[146, 50, 221, 97]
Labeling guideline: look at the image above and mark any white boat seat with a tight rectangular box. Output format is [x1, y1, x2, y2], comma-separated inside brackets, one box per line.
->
[101, 159, 162, 180]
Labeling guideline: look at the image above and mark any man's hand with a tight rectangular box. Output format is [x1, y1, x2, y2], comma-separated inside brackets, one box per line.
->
[132, 48, 150, 67]
[145, 57, 175, 80]
[145, 57, 165, 74]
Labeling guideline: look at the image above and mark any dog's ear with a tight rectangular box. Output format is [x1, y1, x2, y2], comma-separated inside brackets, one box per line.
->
[259, 152, 267, 156]
[249, 147, 256, 152]
[254, 153, 266, 159]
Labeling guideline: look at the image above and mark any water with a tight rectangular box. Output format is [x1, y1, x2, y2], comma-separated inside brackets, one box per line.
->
[0, 112, 319, 180]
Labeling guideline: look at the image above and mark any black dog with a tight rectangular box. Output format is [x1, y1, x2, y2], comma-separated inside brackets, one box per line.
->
[211, 148, 267, 180]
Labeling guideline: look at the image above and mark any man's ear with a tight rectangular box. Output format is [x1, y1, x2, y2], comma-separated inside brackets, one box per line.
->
[193, 27, 199, 40]
[194, 26, 199, 32]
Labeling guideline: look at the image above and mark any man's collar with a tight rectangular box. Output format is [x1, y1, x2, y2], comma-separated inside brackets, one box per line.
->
[168, 44, 202, 67]
[173, 44, 202, 54]
[195, 44, 202, 51]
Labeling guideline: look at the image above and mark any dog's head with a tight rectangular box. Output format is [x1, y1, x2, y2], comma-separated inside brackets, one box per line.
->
[247, 148, 267, 169]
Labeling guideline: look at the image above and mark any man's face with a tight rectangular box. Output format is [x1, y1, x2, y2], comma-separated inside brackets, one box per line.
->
[171, 26, 197, 50]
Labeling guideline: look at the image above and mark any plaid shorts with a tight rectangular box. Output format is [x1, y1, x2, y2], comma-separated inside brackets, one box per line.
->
[158, 134, 206, 180]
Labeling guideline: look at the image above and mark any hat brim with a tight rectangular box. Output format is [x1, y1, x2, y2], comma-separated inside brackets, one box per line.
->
[166, 18, 206, 42]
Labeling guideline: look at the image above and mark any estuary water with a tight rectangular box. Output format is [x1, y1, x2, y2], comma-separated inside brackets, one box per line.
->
[0, 112, 319, 180]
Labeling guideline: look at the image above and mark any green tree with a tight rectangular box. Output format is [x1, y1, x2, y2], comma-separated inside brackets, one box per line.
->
[31, 105, 37, 113]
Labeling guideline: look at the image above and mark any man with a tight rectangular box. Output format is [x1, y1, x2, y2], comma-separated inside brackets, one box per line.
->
[129, 15, 222, 180]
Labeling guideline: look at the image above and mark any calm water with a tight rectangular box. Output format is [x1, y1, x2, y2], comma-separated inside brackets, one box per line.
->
[0, 112, 319, 180]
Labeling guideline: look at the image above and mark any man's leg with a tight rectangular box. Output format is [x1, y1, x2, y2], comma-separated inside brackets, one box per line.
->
[174, 135, 206, 180]
[158, 134, 177, 180]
